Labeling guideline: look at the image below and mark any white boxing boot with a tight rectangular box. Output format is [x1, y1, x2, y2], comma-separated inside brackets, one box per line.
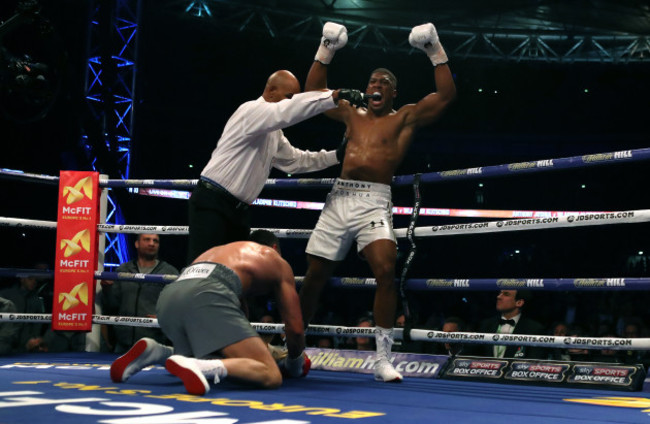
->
[373, 326, 403, 383]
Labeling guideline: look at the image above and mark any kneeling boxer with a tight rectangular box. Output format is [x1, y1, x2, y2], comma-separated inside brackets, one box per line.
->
[110, 231, 309, 395]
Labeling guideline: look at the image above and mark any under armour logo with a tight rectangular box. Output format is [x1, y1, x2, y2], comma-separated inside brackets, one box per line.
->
[370, 219, 386, 229]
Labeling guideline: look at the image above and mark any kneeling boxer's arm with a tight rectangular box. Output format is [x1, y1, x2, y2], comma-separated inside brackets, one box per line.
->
[277, 285, 305, 359]
[274, 261, 305, 359]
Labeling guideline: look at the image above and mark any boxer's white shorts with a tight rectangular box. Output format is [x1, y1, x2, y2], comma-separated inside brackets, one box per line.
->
[306, 178, 396, 261]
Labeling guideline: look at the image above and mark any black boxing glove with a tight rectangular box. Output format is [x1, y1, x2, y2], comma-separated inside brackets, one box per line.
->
[338, 89, 365, 108]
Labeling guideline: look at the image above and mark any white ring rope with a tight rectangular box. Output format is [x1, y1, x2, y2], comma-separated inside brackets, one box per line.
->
[396, 210, 646, 238]
[4, 147, 650, 189]
[0, 217, 57, 230]
[0, 313, 159, 327]
[0, 313, 646, 351]
[3, 155, 648, 362]
[264, 324, 646, 352]
[2, 209, 649, 238]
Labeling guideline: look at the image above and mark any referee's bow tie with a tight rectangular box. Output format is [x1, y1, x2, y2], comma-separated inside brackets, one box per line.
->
[499, 318, 516, 326]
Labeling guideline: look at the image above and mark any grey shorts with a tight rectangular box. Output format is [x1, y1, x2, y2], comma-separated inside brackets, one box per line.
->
[156, 262, 259, 358]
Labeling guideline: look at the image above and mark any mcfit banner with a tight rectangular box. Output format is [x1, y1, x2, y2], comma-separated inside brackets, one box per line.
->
[52, 171, 100, 331]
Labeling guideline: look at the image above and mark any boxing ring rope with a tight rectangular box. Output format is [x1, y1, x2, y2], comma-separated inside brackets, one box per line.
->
[3, 264, 650, 353]
[3, 146, 648, 235]
[3, 146, 650, 225]
[1, 146, 649, 358]
[2, 208, 649, 239]
[92, 146, 650, 188]
[3, 267, 650, 292]
[3, 146, 649, 190]
[0, 312, 646, 352]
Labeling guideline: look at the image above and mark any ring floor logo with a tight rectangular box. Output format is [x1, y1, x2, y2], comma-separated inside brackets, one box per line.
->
[0, 370, 384, 423]
[564, 396, 650, 419]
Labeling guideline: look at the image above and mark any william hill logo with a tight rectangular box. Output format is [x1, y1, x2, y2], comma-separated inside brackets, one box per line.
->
[58, 282, 89, 311]
[63, 176, 93, 204]
[60, 229, 90, 257]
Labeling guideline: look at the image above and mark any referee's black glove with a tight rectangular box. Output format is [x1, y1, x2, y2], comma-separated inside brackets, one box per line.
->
[337, 89, 365, 107]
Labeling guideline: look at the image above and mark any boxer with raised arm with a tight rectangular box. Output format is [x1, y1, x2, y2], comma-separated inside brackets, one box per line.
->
[110, 233, 310, 395]
[299, 22, 456, 382]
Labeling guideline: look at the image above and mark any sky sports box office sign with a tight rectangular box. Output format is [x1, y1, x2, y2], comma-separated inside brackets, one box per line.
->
[441, 356, 646, 391]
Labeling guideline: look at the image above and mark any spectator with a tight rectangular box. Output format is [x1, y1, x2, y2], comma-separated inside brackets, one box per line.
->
[441, 316, 466, 356]
[620, 320, 650, 367]
[317, 337, 334, 349]
[565, 324, 591, 362]
[257, 312, 283, 347]
[442, 316, 466, 356]
[551, 321, 568, 337]
[0, 274, 47, 353]
[40, 327, 86, 353]
[546, 320, 569, 360]
[422, 316, 466, 356]
[591, 332, 623, 364]
[0, 296, 19, 354]
[101, 233, 179, 353]
[392, 313, 424, 353]
[351, 314, 375, 351]
[473, 290, 546, 359]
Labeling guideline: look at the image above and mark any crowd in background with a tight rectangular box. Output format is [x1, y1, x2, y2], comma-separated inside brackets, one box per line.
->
[246, 283, 650, 367]
[1, 244, 648, 370]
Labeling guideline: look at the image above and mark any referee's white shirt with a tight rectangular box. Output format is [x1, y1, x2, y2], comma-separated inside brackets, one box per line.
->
[200, 90, 339, 204]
